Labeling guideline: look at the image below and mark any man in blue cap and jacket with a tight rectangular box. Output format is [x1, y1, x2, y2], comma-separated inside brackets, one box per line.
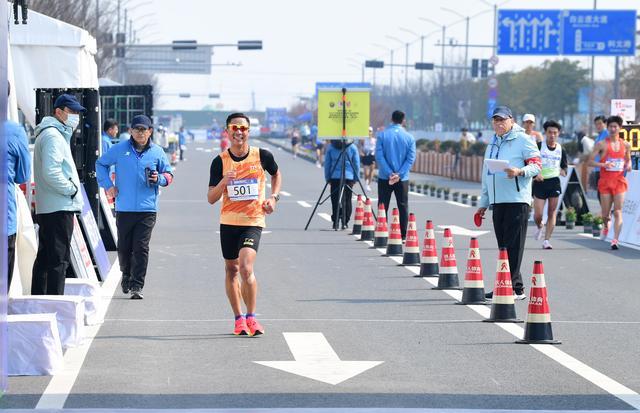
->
[32, 93, 85, 295]
[477, 106, 541, 300]
[96, 115, 173, 299]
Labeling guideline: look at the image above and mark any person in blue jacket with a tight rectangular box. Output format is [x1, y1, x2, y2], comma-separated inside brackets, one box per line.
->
[6, 84, 32, 289]
[477, 106, 541, 300]
[178, 126, 187, 161]
[324, 139, 360, 230]
[375, 110, 416, 239]
[32, 93, 85, 295]
[96, 115, 174, 299]
[102, 118, 118, 154]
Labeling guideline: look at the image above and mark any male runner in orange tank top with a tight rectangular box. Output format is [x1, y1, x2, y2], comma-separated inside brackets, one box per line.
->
[588, 115, 631, 250]
[208, 113, 282, 335]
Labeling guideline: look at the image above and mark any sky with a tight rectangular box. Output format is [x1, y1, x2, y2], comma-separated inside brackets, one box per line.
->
[126, 0, 639, 112]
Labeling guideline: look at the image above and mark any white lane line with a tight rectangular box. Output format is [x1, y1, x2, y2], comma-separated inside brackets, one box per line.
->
[446, 200, 471, 208]
[409, 191, 425, 197]
[36, 260, 122, 409]
[195, 147, 204, 151]
[204, 149, 212, 153]
[355, 229, 640, 410]
[297, 201, 312, 208]
[436, 225, 489, 237]
[280, 191, 292, 197]
[318, 213, 332, 222]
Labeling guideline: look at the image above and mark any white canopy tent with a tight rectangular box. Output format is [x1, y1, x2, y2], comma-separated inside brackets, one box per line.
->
[8, 4, 99, 126]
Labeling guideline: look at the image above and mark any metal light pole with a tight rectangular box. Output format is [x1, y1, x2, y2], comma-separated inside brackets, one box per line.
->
[372, 43, 390, 93]
[442, 8, 470, 71]
[386, 35, 404, 93]
[399, 27, 420, 92]
[588, 0, 597, 137]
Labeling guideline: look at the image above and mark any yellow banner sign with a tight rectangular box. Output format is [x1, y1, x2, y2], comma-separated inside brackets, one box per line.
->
[317, 89, 370, 139]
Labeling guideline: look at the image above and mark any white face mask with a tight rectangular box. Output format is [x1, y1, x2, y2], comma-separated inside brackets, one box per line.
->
[65, 113, 80, 130]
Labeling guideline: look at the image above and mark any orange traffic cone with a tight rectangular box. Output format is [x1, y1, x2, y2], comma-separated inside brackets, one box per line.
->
[484, 248, 522, 323]
[419, 220, 439, 277]
[351, 195, 364, 235]
[516, 261, 560, 344]
[385, 208, 403, 256]
[432, 228, 461, 290]
[401, 213, 420, 266]
[456, 238, 488, 304]
[373, 203, 389, 248]
[359, 198, 375, 241]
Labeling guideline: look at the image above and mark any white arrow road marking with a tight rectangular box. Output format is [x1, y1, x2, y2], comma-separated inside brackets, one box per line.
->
[436, 225, 489, 237]
[297, 201, 312, 208]
[280, 190, 291, 197]
[254, 332, 383, 385]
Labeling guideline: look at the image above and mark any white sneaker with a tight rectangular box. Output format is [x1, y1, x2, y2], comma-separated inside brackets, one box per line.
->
[534, 225, 544, 241]
[316, 162, 321, 168]
[542, 239, 552, 249]
[513, 291, 527, 300]
[366, 184, 371, 191]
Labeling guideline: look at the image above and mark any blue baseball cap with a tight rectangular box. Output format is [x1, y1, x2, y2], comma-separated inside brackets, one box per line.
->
[491, 105, 513, 119]
[130, 115, 153, 129]
[53, 94, 86, 112]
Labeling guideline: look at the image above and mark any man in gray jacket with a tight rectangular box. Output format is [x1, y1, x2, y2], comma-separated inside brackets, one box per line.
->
[31, 94, 85, 295]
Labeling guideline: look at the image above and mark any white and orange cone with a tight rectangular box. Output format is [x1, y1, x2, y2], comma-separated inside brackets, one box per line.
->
[351, 195, 364, 235]
[419, 220, 439, 277]
[456, 238, 488, 304]
[432, 228, 461, 290]
[358, 198, 375, 241]
[484, 248, 522, 323]
[401, 213, 420, 266]
[516, 261, 560, 344]
[373, 203, 389, 248]
[385, 208, 403, 256]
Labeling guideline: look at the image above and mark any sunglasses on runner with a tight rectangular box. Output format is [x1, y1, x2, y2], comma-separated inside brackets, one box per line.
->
[228, 125, 250, 133]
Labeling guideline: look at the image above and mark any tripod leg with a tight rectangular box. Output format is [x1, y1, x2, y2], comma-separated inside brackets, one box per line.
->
[305, 147, 346, 230]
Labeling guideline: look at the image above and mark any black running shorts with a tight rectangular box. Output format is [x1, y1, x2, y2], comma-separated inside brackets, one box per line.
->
[532, 177, 562, 200]
[220, 224, 263, 260]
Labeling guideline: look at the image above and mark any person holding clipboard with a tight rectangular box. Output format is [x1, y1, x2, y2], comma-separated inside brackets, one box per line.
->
[476, 106, 541, 300]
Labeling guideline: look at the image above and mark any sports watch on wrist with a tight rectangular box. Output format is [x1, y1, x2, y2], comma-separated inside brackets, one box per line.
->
[272, 193, 280, 202]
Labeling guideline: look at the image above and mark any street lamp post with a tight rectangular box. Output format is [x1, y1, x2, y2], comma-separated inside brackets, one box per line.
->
[441, 8, 470, 72]
[386, 35, 408, 93]
[399, 27, 420, 93]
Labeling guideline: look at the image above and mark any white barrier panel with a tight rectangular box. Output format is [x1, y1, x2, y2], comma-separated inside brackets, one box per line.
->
[64, 279, 104, 325]
[606, 170, 640, 248]
[8, 314, 64, 376]
[8, 296, 85, 348]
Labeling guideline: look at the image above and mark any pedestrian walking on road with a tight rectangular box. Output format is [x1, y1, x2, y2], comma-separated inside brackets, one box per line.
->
[208, 113, 282, 336]
[588, 115, 631, 250]
[532, 120, 568, 250]
[375, 110, 416, 240]
[31, 94, 85, 295]
[324, 139, 360, 230]
[96, 115, 174, 299]
[6, 82, 31, 290]
[477, 106, 541, 300]
[360, 126, 376, 191]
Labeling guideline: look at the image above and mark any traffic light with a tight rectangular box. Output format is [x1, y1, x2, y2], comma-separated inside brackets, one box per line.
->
[471, 59, 479, 78]
[238, 40, 263, 50]
[365, 60, 384, 68]
[172, 40, 197, 50]
[480, 59, 489, 78]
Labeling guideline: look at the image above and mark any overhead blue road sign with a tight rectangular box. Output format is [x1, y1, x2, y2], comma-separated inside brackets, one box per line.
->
[498, 9, 637, 56]
[498, 10, 561, 55]
[562, 10, 637, 56]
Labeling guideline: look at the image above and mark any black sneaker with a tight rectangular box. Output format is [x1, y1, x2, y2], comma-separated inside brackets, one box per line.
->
[121, 278, 130, 294]
[485, 291, 493, 299]
[130, 289, 144, 300]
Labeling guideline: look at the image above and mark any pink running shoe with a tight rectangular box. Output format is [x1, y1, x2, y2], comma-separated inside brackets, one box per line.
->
[246, 317, 265, 336]
[611, 239, 619, 250]
[233, 317, 249, 336]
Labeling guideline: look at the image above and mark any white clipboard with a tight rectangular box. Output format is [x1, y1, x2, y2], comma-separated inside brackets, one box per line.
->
[484, 159, 510, 174]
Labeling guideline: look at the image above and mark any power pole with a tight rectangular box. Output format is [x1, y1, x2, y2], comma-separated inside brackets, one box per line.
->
[587, 0, 597, 137]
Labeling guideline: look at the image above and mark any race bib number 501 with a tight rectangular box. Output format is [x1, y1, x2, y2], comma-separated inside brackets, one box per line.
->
[227, 178, 259, 201]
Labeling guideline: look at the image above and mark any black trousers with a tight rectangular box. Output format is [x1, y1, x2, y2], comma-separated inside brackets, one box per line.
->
[8, 234, 16, 289]
[492, 203, 529, 293]
[377, 179, 409, 238]
[31, 211, 75, 295]
[117, 212, 157, 291]
[329, 179, 355, 225]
